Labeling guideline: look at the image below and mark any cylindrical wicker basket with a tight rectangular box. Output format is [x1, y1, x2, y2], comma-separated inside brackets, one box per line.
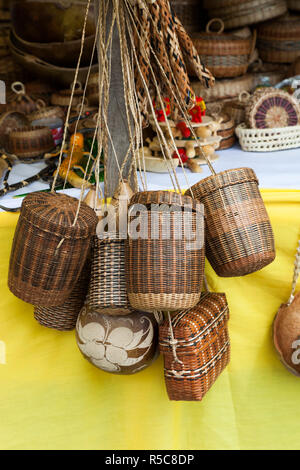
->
[159, 292, 230, 401]
[87, 235, 131, 315]
[257, 15, 300, 63]
[192, 19, 253, 78]
[126, 191, 205, 313]
[34, 262, 90, 331]
[204, 0, 287, 29]
[8, 192, 98, 307]
[8, 126, 55, 159]
[186, 168, 276, 277]
[170, 0, 204, 33]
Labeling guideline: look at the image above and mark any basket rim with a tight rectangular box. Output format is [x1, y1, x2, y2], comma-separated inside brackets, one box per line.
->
[129, 191, 204, 213]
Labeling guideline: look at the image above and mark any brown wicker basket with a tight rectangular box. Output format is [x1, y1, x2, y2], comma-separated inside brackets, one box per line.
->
[257, 15, 300, 63]
[28, 102, 65, 124]
[159, 292, 230, 401]
[8, 192, 98, 307]
[205, 0, 287, 29]
[34, 261, 90, 331]
[186, 168, 276, 277]
[192, 19, 253, 78]
[170, 0, 204, 33]
[3, 82, 39, 114]
[223, 91, 251, 125]
[216, 113, 236, 150]
[8, 126, 55, 159]
[51, 83, 84, 108]
[126, 191, 205, 313]
[0, 111, 29, 149]
[87, 236, 131, 316]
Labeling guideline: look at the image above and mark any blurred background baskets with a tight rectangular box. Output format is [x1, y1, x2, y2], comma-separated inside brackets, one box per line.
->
[236, 122, 300, 151]
[170, 0, 204, 33]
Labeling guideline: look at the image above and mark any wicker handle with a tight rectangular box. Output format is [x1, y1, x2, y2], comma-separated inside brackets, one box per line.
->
[71, 81, 83, 92]
[288, 239, 300, 305]
[206, 18, 224, 35]
[239, 91, 250, 103]
[76, 97, 89, 113]
[11, 81, 26, 95]
[36, 99, 46, 110]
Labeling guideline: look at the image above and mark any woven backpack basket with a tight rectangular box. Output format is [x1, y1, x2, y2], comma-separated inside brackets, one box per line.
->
[126, 191, 205, 313]
[34, 261, 90, 331]
[192, 19, 253, 78]
[159, 292, 230, 401]
[8, 192, 98, 307]
[257, 15, 300, 64]
[87, 235, 131, 316]
[186, 168, 276, 277]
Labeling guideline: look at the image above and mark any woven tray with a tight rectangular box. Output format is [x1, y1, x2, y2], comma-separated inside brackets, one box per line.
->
[206, 0, 287, 29]
[192, 19, 253, 79]
[236, 122, 300, 151]
[257, 15, 300, 63]
[192, 74, 253, 102]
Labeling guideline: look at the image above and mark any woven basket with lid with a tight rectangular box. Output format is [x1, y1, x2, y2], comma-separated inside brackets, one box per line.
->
[8, 192, 98, 307]
[159, 292, 230, 401]
[34, 261, 90, 331]
[192, 19, 253, 78]
[186, 168, 276, 277]
[126, 191, 205, 313]
[257, 15, 300, 63]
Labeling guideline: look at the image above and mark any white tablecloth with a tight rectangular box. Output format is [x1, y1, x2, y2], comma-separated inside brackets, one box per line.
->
[1, 144, 299, 210]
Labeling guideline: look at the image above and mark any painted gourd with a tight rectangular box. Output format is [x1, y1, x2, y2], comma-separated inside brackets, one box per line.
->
[76, 306, 159, 374]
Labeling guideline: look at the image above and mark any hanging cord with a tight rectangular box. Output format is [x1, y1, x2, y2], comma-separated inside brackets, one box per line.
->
[288, 239, 300, 305]
[153, 310, 164, 325]
[203, 274, 210, 293]
[51, 0, 92, 192]
[167, 311, 183, 365]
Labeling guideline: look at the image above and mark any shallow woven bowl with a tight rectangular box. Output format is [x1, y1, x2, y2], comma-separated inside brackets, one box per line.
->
[8, 126, 55, 159]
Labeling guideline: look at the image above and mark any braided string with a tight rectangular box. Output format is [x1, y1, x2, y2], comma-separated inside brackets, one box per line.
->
[288, 239, 300, 305]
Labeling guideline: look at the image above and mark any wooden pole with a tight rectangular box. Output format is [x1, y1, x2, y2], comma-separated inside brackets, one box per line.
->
[94, 0, 133, 197]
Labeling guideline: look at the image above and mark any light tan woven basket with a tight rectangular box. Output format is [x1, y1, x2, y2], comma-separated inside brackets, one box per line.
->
[236, 122, 300, 152]
[186, 168, 276, 277]
[192, 74, 253, 103]
[205, 0, 287, 29]
[126, 191, 205, 313]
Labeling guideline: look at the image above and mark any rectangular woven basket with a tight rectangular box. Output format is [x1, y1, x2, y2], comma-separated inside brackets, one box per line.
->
[159, 292, 230, 401]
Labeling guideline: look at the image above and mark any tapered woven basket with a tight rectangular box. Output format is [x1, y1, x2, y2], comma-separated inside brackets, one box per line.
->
[186, 168, 276, 277]
[159, 292, 230, 401]
[8, 126, 55, 159]
[87, 235, 131, 316]
[126, 191, 205, 313]
[34, 261, 90, 331]
[192, 19, 253, 78]
[8, 192, 98, 307]
[257, 15, 300, 63]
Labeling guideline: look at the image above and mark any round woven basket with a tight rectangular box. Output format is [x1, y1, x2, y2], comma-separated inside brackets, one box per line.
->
[192, 19, 253, 78]
[126, 191, 205, 313]
[51, 84, 84, 108]
[8, 126, 55, 159]
[3, 82, 39, 115]
[216, 113, 236, 150]
[223, 91, 251, 125]
[186, 168, 276, 277]
[87, 235, 131, 316]
[8, 192, 98, 307]
[34, 261, 90, 331]
[257, 15, 300, 63]
[205, 0, 287, 29]
[0, 111, 29, 149]
[170, 0, 203, 33]
[28, 102, 65, 123]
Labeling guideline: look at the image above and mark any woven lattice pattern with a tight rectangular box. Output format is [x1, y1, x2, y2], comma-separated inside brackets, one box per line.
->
[186, 168, 276, 277]
[159, 292, 230, 401]
[8, 192, 97, 307]
[236, 123, 300, 152]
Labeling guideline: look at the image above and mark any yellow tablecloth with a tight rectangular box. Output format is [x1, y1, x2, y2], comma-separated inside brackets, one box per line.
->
[1, 189, 300, 450]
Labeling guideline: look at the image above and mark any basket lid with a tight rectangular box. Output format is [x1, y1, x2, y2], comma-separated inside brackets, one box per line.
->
[159, 292, 229, 352]
[20, 192, 98, 239]
[129, 191, 204, 214]
[186, 167, 259, 199]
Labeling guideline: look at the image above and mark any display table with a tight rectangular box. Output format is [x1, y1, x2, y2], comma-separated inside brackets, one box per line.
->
[1, 146, 300, 450]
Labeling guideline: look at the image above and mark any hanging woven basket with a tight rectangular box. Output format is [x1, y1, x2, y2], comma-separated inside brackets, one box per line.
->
[257, 15, 300, 64]
[186, 168, 276, 277]
[8, 192, 98, 307]
[159, 292, 230, 401]
[34, 261, 90, 331]
[87, 236, 131, 316]
[126, 191, 205, 313]
[192, 19, 254, 78]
